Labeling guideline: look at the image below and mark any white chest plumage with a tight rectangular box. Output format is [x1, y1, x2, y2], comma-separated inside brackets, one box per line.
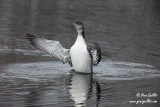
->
[70, 35, 92, 73]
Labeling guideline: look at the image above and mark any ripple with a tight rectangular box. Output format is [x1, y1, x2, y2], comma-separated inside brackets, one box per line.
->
[1, 60, 160, 81]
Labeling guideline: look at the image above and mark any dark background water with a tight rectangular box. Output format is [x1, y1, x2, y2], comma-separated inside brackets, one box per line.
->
[0, 0, 160, 107]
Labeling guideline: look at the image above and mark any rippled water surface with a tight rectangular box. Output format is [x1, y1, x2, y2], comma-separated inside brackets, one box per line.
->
[0, 0, 160, 107]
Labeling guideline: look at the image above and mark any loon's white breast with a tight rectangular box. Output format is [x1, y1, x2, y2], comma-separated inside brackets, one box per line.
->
[70, 35, 92, 73]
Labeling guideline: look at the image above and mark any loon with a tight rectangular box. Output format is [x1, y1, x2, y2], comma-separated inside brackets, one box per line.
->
[26, 22, 101, 73]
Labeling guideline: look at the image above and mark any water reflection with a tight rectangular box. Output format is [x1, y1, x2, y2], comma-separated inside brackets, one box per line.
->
[69, 73, 101, 107]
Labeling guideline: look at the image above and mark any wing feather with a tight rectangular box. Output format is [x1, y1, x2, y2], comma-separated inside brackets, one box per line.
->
[26, 33, 71, 64]
[88, 42, 101, 66]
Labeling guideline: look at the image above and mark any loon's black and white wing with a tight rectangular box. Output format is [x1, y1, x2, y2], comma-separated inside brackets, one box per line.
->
[26, 33, 71, 65]
[88, 42, 101, 66]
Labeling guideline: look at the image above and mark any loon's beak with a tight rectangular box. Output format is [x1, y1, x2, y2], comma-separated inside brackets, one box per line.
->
[74, 23, 77, 27]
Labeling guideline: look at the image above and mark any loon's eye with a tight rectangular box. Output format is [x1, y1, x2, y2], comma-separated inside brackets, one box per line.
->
[76, 22, 83, 25]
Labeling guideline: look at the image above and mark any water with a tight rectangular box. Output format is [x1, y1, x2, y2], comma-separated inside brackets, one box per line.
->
[0, 0, 160, 107]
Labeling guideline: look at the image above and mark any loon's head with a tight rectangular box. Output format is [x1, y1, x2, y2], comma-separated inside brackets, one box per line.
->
[74, 22, 84, 33]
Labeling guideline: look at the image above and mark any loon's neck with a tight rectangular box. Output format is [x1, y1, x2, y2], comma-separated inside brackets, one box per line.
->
[77, 31, 85, 38]
[75, 33, 86, 45]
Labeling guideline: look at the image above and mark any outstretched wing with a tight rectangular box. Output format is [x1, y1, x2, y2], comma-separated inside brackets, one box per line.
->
[26, 33, 71, 65]
[88, 42, 101, 66]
